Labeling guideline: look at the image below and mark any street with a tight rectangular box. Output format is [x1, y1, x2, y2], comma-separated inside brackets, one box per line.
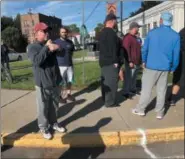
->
[1, 140, 184, 159]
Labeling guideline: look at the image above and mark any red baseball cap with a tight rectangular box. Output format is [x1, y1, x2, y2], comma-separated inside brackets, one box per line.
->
[34, 22, 52, 32]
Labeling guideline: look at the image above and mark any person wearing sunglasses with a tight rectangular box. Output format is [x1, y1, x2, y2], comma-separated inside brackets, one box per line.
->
[27, 22, 65, 140]
[54, 27, 76, 103]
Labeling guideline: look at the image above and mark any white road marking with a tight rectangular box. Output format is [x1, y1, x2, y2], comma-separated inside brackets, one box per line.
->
[161, 155, 184, 158]
[138, 128, 158, 159]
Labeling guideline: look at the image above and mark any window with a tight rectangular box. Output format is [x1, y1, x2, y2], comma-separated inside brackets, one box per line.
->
[148, 23, 150, 32]
[24, 20, 29, 27]
[153, 21, 157, 28]
[24, 29, 29, 35]
[142, 24, 147, 38]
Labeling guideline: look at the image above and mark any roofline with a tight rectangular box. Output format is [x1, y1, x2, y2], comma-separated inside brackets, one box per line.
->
[20, 13, 61, 20]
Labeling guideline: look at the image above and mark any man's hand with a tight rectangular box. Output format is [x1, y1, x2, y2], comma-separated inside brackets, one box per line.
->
[45, 39, 52, 47]
[48, 44, 59, 52]
[114, 63, 119, 68]
[129, 62, 134, 68]
[142, 63, 146, 69]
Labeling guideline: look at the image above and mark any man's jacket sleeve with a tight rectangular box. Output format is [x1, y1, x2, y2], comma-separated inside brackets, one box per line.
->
[142, 33, 150, 63]
[171, 35, 180, 71]
[27, 44, 50, 66]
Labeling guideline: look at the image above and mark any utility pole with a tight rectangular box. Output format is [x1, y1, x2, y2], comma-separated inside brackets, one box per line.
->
[120, 1, 123, 33]
[82, 0, 85, 85]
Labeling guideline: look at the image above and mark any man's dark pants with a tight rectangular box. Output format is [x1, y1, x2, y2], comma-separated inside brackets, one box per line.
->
[101, 64, 119, 107]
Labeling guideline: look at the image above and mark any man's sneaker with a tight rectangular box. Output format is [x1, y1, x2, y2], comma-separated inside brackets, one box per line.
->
[156, 111, 164, 120]
[132, 108, 145, 116]
[130, 90, 141, 96]
[67, 94, 76, 102]
[169, 100, 176, 106]
[122, 93, 131, 99]
[53, 124, 65, 133]
[40, 129, 52, 140]
[59, 96, 67, 104]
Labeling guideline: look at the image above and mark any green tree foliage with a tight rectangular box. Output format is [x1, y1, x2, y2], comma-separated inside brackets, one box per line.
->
[1, 26, 28, 52]
[67, 24, 80, 33]
[94, 23, 104, 39]
[129, 1, 162, 17]
[1, 16, 14, 31]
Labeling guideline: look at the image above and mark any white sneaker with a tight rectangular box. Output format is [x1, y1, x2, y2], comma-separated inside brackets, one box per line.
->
[132, 108, 145, 116]
[40, 129, 52, 140]
[53, 124, 65, 133]
[156, 113, 164, 120]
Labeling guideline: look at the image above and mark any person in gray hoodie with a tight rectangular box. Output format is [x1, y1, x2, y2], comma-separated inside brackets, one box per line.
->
[27, 22, 65, 140]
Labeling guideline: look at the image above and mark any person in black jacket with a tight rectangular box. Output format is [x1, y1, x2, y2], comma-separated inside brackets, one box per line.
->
[27, 22, 65, 140]
[1, 41, 10, 69]
[99, 13, 120, 107]
[168, 27, 185, 105]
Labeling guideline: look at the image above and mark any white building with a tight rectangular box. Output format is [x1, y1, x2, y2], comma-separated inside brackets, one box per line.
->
[89, 30, 96, 38]
[118, 1, 184, 38]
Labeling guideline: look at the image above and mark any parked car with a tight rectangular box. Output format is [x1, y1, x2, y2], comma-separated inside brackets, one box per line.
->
[8, 50, 23, 62]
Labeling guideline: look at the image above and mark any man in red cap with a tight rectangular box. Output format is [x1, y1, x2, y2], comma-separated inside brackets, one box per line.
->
[27, 22, 65, 140]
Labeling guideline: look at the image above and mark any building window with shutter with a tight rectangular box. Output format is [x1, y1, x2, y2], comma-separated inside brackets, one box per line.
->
[153, 21, 157, 28]
[148, 23, 150, 32]
[142, 24, 147, 38]
[24, 20, 28, 27]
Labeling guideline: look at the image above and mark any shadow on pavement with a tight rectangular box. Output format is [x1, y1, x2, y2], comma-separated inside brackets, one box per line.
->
[72, 80, 100, 98]
[59, 117, 112, 159]
[145, 85, 184, 116]
[1, 99, 86, 153]
[59, 96, 104, 128]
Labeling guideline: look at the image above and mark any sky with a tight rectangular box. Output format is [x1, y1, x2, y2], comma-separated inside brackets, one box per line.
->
[1, 0, 142, 32]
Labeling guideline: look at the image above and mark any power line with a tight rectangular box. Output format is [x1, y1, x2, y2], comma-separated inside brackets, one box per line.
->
[85, 1, 101, 23]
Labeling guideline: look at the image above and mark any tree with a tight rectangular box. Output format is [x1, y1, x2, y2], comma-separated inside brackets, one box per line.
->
[94, 23, 104, 39]
[1, 26, 28, 52]
[129, 1, 162, 17]
[14, 13, 21, 30]
[1, 16, 14, 31]
[67, 24, 80, 33]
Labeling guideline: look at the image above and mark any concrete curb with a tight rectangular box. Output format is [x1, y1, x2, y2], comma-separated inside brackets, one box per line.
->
[1, 127, 184, 148]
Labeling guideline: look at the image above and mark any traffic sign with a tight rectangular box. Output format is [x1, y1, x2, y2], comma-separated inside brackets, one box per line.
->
[107, 3, 117, 15]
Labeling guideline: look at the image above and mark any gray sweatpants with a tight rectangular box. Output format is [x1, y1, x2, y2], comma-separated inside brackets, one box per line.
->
[35, 86, 60, 131]
[123, 60, 140, 94]
[136, 68, 168, 114]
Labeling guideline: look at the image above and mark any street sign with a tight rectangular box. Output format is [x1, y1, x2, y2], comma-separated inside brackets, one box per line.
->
[107, 3, 117, 15]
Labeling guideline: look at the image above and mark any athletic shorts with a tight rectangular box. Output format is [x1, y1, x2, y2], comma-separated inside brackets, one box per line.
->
[59, 66, 74, 84]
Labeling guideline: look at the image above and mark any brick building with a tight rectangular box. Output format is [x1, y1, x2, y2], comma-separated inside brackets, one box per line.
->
[20, 13, 62, 43]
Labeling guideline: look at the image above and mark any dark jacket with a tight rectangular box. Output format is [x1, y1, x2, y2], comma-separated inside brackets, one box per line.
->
[27, 41, 62, 89]
[122, 33, 141, 65]
[179, 28, 184, 53]
[1, 44, 9, 63]
[98, 27, 120, 67]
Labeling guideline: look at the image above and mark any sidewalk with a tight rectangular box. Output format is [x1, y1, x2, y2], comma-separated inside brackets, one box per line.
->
[1, 87, 184, 147]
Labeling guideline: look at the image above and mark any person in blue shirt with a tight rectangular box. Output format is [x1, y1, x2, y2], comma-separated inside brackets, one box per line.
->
[132, 12, 180, 119]
[55, 27, 75, 103]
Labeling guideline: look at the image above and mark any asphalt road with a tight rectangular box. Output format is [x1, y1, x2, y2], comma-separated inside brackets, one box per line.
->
[1, 140, 184, 159]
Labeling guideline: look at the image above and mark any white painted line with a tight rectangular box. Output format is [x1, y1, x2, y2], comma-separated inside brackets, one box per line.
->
[138, 128, 158, 159]
[161, 155, 184, 158]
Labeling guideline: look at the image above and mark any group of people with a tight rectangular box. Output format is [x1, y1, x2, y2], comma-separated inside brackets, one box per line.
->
[99, 12, 184, 120]
[27, 11, 184, 140]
